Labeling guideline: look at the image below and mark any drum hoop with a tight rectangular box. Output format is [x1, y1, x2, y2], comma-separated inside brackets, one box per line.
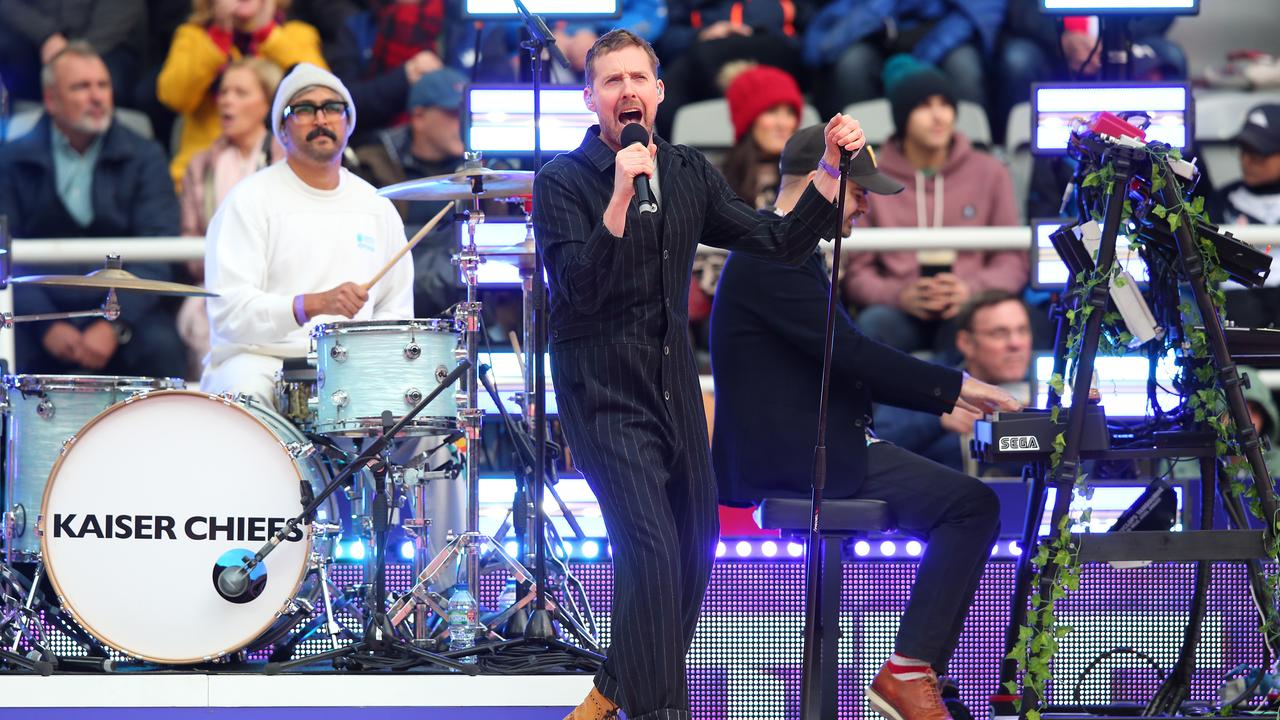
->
[314, 414, 459, 437]
[310, 318, 459, 338]
[37, 389, 314, 665]
[4, 375, 185, 394]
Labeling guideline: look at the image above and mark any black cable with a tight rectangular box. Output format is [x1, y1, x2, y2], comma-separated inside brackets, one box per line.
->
[1071, 647, 1166, 705]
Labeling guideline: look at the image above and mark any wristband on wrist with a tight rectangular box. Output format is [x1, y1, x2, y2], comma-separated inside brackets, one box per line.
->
[292, 294, 308, 326]
[817, 157, 842, 179]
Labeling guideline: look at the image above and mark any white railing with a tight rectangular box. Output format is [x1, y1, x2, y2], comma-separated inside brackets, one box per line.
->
[4, 225, 1280, 370]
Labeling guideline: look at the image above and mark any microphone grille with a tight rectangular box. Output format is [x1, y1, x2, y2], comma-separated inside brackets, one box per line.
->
[620, 123, 649, 148]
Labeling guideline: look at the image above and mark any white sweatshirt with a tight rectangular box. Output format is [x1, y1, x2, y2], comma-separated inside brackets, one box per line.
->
[203, 162, 415, 367]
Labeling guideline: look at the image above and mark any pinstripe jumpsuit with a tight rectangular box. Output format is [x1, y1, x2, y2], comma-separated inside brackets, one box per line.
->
[533, 126, 837, 720]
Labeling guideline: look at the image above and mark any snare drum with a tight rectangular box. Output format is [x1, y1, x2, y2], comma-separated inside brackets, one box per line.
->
[4, 375, 183, 562]
[39, 391, 337, 664]
[311, 319, 460, 436]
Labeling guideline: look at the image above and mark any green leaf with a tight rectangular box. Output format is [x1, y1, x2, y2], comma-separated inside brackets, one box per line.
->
[1169, 212, 1183, 233]
[1114, 274, 1127, 288]
[1151, 204, 1168, 219]
[1082, 172, 1101, 188]
[1050, 406, 1061, 424]
[1191, 196, 1205, 215]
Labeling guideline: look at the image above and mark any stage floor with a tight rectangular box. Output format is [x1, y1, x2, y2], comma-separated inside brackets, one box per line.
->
[0, 673, 594, 719]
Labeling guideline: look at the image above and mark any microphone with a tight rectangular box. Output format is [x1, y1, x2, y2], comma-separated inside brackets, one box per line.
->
[216, 564, 251, 598]
[620, 123, 658, 215]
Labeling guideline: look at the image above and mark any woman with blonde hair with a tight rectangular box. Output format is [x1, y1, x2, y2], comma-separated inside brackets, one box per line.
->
[158, 0, 325, 187]
[176, 56, 285, 377]
[180, 57, 284, 236]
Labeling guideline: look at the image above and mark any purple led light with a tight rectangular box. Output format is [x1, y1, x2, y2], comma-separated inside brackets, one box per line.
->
[761, 541, 778, 558]
[905, 541, 923, 557]
[786, 542, 804, 557]
[716, 541, 727, 558]
[734, 541, 752, 558]
[853, 540, 871, 557]
[1008, 541, 1022, 556]
[880, 541, 897, 557]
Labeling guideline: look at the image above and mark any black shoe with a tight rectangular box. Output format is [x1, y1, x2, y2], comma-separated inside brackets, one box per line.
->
[938, 675, 973, 720]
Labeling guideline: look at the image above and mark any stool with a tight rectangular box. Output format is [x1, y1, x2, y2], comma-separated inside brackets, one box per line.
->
[754, 497, 897, 720]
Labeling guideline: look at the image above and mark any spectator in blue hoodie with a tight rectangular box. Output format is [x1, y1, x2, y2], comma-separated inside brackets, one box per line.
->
[802, 0, 1004, 118]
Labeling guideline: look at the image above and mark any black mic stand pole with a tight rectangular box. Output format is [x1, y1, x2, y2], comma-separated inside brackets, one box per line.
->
[800, 148, 853, 720]
[513, 0, 567, 643]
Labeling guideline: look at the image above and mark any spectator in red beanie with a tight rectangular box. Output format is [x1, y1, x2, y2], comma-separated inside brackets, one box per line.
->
[690, 64, 804, 366]
[722, 63, 804, 208]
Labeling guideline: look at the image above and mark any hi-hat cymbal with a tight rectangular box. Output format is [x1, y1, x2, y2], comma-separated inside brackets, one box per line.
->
[379, 167, 534, 201]
[11, 267, 218, 297]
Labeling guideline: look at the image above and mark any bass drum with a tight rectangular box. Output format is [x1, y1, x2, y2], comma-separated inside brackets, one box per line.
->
[39, 391, 337, 664]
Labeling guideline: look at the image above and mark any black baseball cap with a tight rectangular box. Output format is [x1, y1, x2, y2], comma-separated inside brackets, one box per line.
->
[778, 125, 904, 195]
[1236, 103, 1280, 155]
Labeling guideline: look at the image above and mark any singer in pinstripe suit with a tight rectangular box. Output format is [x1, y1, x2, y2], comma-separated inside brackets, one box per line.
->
[534, 29, 866, 720]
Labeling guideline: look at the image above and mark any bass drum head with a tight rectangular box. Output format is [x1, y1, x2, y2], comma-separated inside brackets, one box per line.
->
[40, 391, 313, 664]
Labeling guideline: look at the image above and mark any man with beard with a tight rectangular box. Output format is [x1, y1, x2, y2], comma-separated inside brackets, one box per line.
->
[201, 62, 413, 406]
[711, 127, 1020, 720]
[0, 41, 186, 378]
[536, 29, 866, 720]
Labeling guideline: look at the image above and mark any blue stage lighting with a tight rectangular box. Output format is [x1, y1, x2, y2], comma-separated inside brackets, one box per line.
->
[581, 540, 600, 559]
[348, 540, 366, 561]
[400, 541, 415, 561]
[464, 0, 621, 18]
[467, 87, 598, 155]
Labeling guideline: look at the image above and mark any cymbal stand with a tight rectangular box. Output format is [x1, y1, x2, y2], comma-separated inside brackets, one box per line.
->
[387, 165, 537, 651]
[1, 288, 119, 328]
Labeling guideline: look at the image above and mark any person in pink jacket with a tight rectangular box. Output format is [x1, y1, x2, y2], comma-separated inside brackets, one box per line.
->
[844, 55, 1027, 357]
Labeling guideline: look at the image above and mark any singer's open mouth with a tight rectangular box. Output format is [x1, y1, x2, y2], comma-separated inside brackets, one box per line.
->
[618, 109, 643, 124]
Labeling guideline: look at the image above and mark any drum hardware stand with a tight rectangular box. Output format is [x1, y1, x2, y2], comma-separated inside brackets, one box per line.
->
[0, 562, 52, 674]
[477, 365, 602, 654]
[1, 288, 120, 329]
[387, 152, 540, 655]
[214, 361, 477, 674]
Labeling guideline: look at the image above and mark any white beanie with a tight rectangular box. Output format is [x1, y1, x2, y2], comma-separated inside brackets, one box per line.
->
[271, 62, 357, 140]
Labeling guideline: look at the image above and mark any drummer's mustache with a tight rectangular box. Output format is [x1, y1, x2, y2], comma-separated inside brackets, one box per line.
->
[307, 127, 337, 142]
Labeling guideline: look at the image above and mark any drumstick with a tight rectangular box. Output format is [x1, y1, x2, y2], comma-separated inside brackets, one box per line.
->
[362, 200, 455, 292]
[508, 331, 526, 381]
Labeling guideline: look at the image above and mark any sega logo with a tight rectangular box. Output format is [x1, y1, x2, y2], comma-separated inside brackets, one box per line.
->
[998, 435, 1041, 452]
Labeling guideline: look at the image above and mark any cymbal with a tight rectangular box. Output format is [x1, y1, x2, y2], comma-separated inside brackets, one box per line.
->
[11, 267, 218, 297]
[379, 167, 534, 202]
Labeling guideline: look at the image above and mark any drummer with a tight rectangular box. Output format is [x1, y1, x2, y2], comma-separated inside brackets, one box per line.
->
[201, 63, 414, 406]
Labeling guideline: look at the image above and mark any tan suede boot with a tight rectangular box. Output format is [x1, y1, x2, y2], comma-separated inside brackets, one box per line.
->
[563, 687, 620, 720]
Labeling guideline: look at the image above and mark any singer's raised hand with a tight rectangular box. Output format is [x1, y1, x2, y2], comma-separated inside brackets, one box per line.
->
[822, 113, 865, 166]
[808, 114, 867, 204]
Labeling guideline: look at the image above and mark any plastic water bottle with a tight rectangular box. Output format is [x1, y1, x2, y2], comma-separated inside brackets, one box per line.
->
[447, 583, 478, 664]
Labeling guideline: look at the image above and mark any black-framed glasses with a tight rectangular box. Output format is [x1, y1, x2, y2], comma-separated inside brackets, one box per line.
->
[284, 100, 349, 121]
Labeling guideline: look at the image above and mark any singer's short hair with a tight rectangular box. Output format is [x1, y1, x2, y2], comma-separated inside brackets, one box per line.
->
[585, 29, 660, 86]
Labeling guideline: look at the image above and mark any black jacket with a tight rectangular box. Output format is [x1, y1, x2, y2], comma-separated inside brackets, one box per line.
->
[709, 248, 962, 504]
[533, 126, 836, 497]
[0, 114, 178, 322]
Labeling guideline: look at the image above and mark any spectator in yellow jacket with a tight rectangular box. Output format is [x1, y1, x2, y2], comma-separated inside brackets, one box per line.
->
[157, 0, 326, 188]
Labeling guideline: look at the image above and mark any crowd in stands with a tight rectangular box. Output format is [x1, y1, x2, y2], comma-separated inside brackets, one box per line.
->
[0, 0, 1277, 399]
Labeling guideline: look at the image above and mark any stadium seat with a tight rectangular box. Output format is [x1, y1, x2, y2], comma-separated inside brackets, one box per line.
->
[1005, 102, 1033, 223]
[1193, 89, 1280, 189]
[671, 98, 821, 150]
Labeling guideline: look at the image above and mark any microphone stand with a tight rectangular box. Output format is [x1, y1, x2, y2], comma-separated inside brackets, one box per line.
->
[217, 360, 478, 674]
[799, 149, 852, 720]
[512, 0, 572, 646]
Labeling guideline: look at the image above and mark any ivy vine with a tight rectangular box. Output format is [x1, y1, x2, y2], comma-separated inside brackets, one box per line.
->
[1006, 145, 1280, 719]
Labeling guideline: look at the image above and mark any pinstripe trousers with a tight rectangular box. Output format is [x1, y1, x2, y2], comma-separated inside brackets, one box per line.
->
[553, 342, 719, 720]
